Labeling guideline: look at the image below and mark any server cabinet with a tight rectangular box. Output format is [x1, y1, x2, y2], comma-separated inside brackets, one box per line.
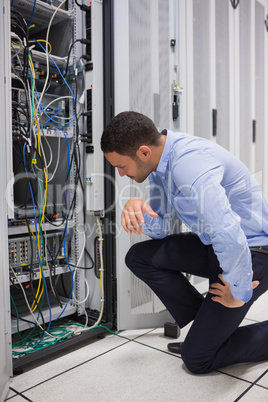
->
[2, 0, 115, 376]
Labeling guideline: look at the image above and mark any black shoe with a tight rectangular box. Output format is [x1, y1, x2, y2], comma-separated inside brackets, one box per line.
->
[167, 342, 184, 354]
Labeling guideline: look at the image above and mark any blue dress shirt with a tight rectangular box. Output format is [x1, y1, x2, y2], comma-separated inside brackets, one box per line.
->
[142, 130, 268, 302]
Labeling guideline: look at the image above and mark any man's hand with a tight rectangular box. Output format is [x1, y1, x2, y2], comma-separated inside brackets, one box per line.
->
[121, 197, 158, 235]
[209, 274, 260, 308]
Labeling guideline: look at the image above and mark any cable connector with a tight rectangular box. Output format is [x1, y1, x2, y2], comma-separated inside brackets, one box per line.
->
[80, 4, 91, 12]
[81, 54, 91, 62]
[81, 111, 92, 117]
[80, 140, 92, 144]
[80, 38, 91, 45]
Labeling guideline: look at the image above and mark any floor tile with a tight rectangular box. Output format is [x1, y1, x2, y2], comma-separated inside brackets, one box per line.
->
[10, 334, 128, 394]
[22, 341, 250, 402]
[118, 328, 155, 340]
[131, 323, 191, 354]
[256, 371, 268, 388]
[5, 396, 32, 401]
[4, 387, 16, 400]
[219, 361, 268, 384]
[238, 384, 268, 401]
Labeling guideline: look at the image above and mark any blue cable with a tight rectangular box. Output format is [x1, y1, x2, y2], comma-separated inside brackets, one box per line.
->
[28, 0, 37, 27]
[33, 40, 76, 105]
[44, 109, 60, 125]
[52, 128, 74, 323]
[23, 42, 76, 335]
[22, 143, 52, 347]
[32, 40, 76, 126]
[35, 88, 74, 127]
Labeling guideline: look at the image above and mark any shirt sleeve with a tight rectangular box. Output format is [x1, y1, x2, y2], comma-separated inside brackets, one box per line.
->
[142, 174, 172, 239]
[172, 152, 253, 302]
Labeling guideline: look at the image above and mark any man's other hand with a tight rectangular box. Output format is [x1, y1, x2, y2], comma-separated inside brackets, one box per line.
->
[209, 274, 260, 308]
[121, 197, 158, 235]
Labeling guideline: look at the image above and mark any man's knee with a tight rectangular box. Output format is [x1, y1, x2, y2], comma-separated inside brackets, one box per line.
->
[125, 243, 140, 272]
[181, 345, 213, 374]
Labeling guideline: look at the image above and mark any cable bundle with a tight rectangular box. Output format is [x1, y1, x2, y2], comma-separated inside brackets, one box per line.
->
[10, 0, 105, 353]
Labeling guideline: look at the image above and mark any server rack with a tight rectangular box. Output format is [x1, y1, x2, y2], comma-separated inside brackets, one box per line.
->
[2, 0, 116, 379]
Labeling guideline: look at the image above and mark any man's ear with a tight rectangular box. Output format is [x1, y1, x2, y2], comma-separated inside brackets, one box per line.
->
[136, 145, 152, 160]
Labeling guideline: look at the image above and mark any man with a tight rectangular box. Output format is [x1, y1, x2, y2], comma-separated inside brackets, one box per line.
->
[101, 111, 268, 374]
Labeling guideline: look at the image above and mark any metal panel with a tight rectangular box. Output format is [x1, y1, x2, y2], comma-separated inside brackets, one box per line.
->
[254, 1, 265, 183]
[193, 0, 212, 139]
[215, 0, 230, 150]
[85, 1, 105, 214]
[114, 0, 174, 329]
[262, 0, 268, 198]
[239, 0, 254, 170]
[0, 1, 13, 399]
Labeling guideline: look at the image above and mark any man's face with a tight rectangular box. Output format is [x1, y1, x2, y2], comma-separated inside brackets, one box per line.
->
[104, 151, 151, 183]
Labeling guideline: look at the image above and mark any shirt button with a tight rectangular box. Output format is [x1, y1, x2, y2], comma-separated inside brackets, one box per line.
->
[247, 273, 251, 276]
[248, 289, 250, 291]
[162, 176, 165, 179]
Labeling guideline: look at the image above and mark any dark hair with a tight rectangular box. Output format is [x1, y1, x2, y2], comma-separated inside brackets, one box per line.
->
[101, 111, 161, 157]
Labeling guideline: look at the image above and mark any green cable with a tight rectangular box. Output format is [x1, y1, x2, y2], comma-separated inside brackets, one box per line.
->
[12, 323, 123, 356]
[10, 278, 46, 344]
[10, 294, 23, 341]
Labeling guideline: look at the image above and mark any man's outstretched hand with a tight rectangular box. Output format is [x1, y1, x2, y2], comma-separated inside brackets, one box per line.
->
[121, 197, 158, 235]
[209, 274, 260, 308]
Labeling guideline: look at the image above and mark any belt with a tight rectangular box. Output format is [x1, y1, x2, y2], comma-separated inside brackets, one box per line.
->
[249, 246, 268, 255]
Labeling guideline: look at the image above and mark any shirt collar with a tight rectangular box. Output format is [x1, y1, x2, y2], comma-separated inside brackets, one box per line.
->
[156, 129, 173, 176]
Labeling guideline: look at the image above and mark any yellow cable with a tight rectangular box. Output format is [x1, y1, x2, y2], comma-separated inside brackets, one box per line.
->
[28, 54, 43, 311]
[29, 39, 52, 54]
[11, 40, 52, 54]
[22, 221, 36, 240]
[28, 53, 49, 311]
[31, 146, 48, 312]
[11, 41, 21, 47]
[89, 213, 104, 300]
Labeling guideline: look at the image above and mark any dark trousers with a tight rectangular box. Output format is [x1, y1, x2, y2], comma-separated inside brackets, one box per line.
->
[125, 232, 268, 374]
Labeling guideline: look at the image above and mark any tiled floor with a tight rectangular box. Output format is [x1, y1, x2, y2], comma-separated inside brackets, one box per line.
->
[5, 292, 268, 402]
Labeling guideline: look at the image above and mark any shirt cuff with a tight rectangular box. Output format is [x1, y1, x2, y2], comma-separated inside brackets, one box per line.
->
[142, 213, 170, 239]
[230, 284, 253, 303]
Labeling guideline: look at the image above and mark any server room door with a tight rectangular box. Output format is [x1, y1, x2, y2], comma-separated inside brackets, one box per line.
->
[113, 0, 179, 329]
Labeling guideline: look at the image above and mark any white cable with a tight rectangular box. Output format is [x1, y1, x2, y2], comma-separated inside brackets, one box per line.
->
[10, 265, 54, 338]
[11, 40, 23, 58]
[39, 125, 53, 169]
[73, 216, 105, 335]
[47, 134, 61, 181]
[39, 95, 73, 120]
[36, 0, 67, 112]
[10, 32, 23, 57]
[68, 233, 90, 305]
[72, 269, 90, 305]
